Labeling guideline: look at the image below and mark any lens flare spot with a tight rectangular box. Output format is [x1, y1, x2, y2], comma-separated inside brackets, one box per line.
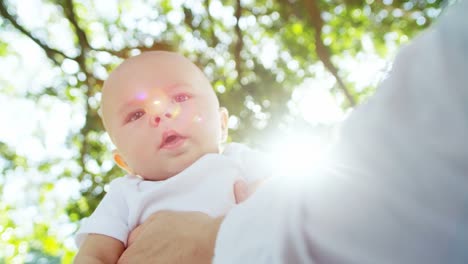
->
[153, 100, 161, 105]
[193, 115, 203, 123]
[135, 91, 147, 101]
[170, 104, 181, 118]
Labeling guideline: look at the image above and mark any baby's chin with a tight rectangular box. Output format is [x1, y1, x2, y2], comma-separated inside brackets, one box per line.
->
[137, 151, 209, 180]
[137, 164, 189, 181]
[138, 172, 178, 181]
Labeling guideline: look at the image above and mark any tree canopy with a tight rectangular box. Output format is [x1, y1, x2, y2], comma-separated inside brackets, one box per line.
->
[0, 0, 445, 262]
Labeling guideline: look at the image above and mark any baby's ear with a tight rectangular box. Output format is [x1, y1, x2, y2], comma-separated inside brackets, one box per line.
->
[219, 107, 229, 142]
[112, 150, 133, 175]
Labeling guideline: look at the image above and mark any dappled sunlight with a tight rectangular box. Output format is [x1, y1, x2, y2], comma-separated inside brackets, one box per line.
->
[291, 78, 345, 124]
[265, 124, 336, 181]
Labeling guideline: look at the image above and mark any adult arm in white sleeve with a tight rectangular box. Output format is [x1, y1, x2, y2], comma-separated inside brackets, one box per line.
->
[214, 1, 468, 263]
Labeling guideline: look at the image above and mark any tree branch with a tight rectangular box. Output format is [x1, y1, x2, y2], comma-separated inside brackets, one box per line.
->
[94, 42, 172, 59]
[304, 0, 356, 106]
[204, 0, 219, 47]
[0, 1, 73, 65]
[59, 0, 95, 180]
[62, 0, 91, 51]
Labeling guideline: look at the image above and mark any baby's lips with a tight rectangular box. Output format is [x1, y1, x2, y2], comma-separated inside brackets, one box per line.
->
[159, 130, 184, 148]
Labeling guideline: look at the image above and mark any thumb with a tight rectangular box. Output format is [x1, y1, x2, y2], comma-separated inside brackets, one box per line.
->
[233, 180, 249, 204]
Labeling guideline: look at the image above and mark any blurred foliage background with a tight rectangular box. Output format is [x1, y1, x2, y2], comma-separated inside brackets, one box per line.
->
[0, 0, 446, 263]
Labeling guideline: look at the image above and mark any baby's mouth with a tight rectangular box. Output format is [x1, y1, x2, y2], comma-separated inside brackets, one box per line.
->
[160, 130, 186, 149]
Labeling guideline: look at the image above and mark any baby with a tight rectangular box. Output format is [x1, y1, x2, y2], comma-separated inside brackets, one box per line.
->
[74, 51, 270, 263]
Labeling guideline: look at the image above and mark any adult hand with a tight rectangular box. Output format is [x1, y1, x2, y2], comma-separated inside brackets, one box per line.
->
[118, 211, 223, 264]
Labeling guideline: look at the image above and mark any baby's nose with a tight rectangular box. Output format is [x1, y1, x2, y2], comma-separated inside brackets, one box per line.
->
[151, 111, 174, 127]
[151, 116, 161, 127]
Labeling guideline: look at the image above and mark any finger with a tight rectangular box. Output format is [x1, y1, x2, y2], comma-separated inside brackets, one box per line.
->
[234, 180, 249, 204]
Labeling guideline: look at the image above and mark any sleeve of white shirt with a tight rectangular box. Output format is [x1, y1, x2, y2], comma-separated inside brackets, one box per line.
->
[75, 177, 130, 247]
[214, 1, 468, 263]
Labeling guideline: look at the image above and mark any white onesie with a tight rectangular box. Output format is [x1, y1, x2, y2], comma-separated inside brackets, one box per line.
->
[75, 143, 270, 247]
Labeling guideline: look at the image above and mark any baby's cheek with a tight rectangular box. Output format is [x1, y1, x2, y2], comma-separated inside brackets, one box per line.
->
[127, 143, 151, 170]
[191, 114, 203, 124]
[178, 111, 203, 130]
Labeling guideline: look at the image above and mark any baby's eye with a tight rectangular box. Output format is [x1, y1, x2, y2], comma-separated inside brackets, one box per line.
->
[126, 110, 145, 123]
[173, 93, 191, 103]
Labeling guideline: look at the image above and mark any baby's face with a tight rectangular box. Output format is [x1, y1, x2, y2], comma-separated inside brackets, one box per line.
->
[101, 51, 226, 180]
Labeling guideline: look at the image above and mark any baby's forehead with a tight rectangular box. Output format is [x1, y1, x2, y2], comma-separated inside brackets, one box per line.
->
[119, 51, 189, 70]
[102, 51, 212, 103]
[110, 52, 200, 84]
